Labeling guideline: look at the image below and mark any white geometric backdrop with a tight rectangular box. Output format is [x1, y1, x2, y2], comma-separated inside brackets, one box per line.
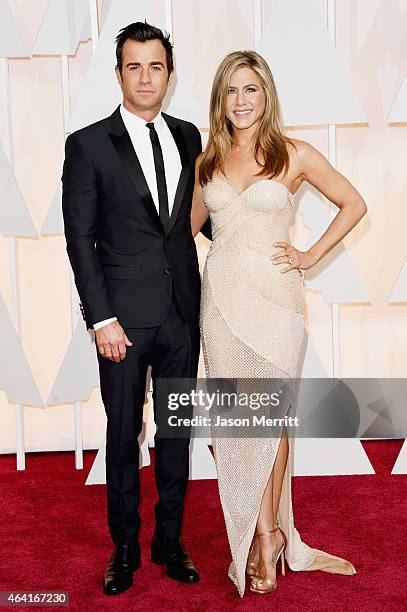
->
[0, 0, 406, 478]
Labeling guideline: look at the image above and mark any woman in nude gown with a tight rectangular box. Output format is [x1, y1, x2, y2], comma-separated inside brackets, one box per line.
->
[191, 51, 367, 597]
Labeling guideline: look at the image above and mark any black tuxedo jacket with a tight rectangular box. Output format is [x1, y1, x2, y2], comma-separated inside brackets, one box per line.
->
[62, 106, 205, 329]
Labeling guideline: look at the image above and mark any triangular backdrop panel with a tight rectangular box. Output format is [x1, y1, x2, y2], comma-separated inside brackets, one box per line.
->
[86, 398, 216, 483]
[32, 0, 91, 56]
[297, 187, 369, 303]
[297, 330, 327, 379]
[86, 437, 217, 484]
[101, 0, 112, 27]
[387, 71, 407, 123]
[0, 0, 29, 57]
[187, 0, 252, 129]
[163, 62, 207, 127]
[256, 0, 367, 126]
[293, 438, 375, 476]
[41, 183, 63, 235]
[86, 432, 151, 485]
[354, 0, 382, 55]
[392, 440, 407, 474]
[68, 0, 166, 132]
[0, 142, 37, 237]
[189, 438, 217, 480]
[356, 379, 406, 439]
[0, 292, 43, 406]
[388, 256, 407, 301]
[87, 382, 156, 485]
[47, 320, 98, 405]
[164, 0, 254, 128]
[293, 332, 374, 475]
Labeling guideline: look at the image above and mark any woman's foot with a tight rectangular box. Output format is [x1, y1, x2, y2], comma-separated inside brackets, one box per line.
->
[246, 536, 259, 577]
[250, 524, 287, 594]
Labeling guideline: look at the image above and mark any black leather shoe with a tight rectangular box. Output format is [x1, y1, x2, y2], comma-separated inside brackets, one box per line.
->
[103, 542, 141, 595]
[151, 533, 199, 583]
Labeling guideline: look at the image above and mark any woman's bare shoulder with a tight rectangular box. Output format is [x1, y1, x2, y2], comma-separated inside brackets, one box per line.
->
[287, 138, 309, 158]
[288, 138, 322, 160]
[287, 139, 320, 175]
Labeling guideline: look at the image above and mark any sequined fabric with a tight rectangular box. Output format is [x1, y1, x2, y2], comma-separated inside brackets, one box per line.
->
[200, 178, 355, 596]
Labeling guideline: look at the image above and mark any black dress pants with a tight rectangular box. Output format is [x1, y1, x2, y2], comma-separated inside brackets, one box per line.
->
[97, 298, 200, 545]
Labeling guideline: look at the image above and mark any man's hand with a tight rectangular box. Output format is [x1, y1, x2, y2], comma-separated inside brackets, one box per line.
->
[95, 321, 133, 363]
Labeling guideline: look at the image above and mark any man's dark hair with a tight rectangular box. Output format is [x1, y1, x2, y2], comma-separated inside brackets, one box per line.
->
[115, 21, 174, 74]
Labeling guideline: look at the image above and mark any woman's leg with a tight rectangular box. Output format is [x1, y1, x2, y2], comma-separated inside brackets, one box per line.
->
[250, 432, 288, 591]
[257, 434, 288, 531]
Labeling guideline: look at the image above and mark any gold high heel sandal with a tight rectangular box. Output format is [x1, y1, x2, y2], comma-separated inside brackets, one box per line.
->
[250, 524, 287, 594]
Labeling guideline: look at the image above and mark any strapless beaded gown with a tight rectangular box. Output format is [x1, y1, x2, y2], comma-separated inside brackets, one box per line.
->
[200, 177, 355, 597]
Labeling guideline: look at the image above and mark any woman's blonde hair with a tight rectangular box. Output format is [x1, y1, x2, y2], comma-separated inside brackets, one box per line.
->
[199, 50, 295, 186]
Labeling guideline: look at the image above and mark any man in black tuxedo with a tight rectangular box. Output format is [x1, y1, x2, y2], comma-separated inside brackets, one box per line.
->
[62, 22, 208, 595]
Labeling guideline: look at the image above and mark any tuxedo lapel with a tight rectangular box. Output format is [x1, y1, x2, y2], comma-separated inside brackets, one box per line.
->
[108, 107, 192, 235]
[163, 113, 191, 234]
[108, 107, 162, 231]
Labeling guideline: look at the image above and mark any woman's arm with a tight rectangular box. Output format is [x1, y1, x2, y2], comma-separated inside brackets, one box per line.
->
[273, 140, 368, 272]
[191, 153, 210, 238]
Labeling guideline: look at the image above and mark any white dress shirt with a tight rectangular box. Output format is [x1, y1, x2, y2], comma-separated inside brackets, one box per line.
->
[93, 105, 182, 331]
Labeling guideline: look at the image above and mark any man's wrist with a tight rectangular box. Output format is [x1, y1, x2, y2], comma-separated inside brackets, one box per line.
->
[93, 317, 117, 331]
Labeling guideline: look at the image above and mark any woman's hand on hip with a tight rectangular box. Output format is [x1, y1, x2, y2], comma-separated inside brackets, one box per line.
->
[270, 241, 317, 276]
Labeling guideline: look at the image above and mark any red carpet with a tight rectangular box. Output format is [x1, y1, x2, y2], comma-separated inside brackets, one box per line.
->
[0, 441, 406, 611]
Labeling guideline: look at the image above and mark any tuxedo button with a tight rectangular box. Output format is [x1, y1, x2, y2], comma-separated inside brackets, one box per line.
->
[164, 268, 172, 275]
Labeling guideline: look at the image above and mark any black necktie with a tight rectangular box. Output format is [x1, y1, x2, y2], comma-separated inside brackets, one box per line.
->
[146, 122, 170, 227]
